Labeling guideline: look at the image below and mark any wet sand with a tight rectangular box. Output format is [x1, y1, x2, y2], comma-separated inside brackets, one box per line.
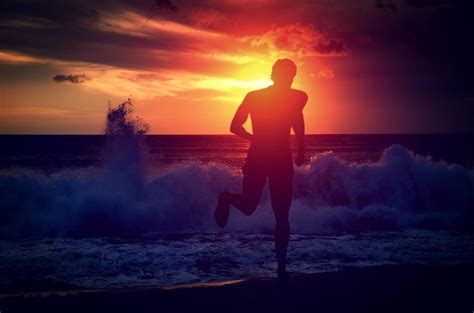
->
[1, 264, 473, 313]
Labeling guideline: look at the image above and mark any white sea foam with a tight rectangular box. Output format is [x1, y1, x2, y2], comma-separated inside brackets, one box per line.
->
[1, 231, 473, 288]
[0, 101, 472, 238]
[0, 144, 472, 238]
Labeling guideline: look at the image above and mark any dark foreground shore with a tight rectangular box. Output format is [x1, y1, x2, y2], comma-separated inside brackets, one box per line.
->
[1, 264, 473, 313]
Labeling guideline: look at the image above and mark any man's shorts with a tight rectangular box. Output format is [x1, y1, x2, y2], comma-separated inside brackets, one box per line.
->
[242, 152, 294, 216]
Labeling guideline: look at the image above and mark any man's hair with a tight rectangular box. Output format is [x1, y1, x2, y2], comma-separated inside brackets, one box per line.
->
[271, 59, 297, 82]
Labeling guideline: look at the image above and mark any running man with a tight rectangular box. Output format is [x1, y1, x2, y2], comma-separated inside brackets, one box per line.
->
[215, 59, 308, 280]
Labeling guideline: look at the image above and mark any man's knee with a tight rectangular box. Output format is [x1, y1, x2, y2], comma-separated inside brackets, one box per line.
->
[242, 200, 258, 216]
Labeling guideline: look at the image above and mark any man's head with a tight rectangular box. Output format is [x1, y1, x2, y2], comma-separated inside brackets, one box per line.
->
[271, 59, 297, 88]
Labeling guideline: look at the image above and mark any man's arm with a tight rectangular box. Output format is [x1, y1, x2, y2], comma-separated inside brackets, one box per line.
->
[230, 96, 253, 141]
[292, 110, 305, 166]
[292, 91, 308, 166]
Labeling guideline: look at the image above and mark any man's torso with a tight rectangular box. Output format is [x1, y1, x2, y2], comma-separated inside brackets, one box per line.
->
[247, 86, 306, 157]
[244, 85, 307, 168]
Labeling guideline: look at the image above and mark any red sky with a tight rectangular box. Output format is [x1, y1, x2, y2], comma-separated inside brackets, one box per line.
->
[0, 0, 473, 134]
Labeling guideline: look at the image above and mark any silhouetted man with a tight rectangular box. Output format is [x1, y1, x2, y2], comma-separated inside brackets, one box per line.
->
[215, 58, 307, 280]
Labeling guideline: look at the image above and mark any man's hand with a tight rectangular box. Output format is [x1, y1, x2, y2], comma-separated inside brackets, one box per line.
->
[295, 150, 305, 167]
[230, 124, 253, 141]
[230, 95, 253, 141]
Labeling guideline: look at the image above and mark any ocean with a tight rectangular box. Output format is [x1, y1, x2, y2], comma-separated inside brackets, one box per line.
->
[1, 134, 474, 291]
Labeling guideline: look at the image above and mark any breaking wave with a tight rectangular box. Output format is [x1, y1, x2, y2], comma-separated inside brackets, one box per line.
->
[0, 101, 473, 238]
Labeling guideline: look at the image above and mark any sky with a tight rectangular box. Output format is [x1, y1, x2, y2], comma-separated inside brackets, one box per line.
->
[0, 0, 473, 134]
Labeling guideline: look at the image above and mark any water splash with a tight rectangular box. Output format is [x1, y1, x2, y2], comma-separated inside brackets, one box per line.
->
[0, 101, 473, 238]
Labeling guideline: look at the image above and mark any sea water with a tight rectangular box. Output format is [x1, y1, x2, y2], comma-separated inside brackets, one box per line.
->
[1, 134, 473, 290]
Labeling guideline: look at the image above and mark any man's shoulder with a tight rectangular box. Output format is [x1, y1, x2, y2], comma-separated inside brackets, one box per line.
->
[290, 88, 308, 110]
[242, 87, 271, 106]
[246, 87, 271, 97]
[290, 88, 308, 101]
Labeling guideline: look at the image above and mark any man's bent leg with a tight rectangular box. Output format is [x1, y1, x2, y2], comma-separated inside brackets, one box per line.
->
[228, 194, 258, 216]
[215, 161, 266, 227]
[228, 162, 266, 216]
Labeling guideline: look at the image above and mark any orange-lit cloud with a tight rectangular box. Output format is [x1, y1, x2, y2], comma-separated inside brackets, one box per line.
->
[0, 51, 46, 64]
[317, 69, 335, 79]
[0, 106, 74, 117]
[242, 24, 348, 57]
[1, 0, 473, 134]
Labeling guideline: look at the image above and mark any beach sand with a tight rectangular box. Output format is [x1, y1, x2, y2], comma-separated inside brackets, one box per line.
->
[1, 264, 473, 313]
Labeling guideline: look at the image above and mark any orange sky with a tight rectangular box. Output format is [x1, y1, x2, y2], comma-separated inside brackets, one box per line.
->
[1, 0, 473, 134]
[0, 22, 332, 134]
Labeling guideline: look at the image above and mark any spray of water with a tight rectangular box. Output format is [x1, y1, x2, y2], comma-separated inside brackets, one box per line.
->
[0, 100, 473, 238]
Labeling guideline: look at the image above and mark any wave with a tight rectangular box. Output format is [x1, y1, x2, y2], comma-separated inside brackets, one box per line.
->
[292, 145, 474, 232]
[0, 144, 472, 238]
[0, 101, 472, 238]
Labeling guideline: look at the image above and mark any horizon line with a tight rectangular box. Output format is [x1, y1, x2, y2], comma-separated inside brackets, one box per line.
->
[0, 132, 473, 136]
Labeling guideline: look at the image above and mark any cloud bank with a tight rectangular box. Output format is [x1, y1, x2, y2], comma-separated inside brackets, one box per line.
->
[53, 74, 91, 84]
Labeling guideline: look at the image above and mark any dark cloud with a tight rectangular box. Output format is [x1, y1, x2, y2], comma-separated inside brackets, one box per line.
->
[376, 0, 398, 11]
[53, 74, 91, 84]
[154, 0, 178, 11]
[0, 0, 243, 71]
[314, 39, 347, 55]
[332, 0, 474, 99]
[406, 2, 474, 94]
[405, 0, 452, 8]
[0, 0, 473, 131]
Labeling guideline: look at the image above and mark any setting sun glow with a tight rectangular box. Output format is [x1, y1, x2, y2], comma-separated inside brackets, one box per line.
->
[2, 1, 469, 134]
